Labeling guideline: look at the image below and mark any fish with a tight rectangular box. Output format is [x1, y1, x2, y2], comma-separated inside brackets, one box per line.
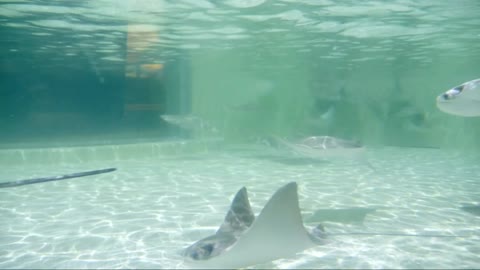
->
[182, 182, 325, 269]
[182, 182, 467, 269]
[0, 168, 116, 188]
[258, 135, 374, 169]
[267, 135, 365, 160]
[436, 78, 480, 117]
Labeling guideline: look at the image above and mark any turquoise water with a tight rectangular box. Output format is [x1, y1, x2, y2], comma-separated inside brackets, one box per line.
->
[1, 0, 480, 269]
[2, 0, 480, 149]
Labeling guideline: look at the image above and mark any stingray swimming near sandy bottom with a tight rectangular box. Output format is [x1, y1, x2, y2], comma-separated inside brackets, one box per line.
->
[262, 135, 376, 170]
[182, 182, 325, 269]
[0, 168, 116, 188]
[265, 135, 364, 159]
[182, 182, 470, 269]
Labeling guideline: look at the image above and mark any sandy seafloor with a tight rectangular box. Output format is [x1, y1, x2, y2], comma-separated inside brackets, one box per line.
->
[0, 141, 479, 269]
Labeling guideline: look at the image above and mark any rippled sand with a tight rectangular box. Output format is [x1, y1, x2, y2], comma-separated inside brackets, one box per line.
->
[0, 144, 479, 269]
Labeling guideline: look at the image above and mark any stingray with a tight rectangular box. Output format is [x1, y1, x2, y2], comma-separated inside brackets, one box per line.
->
[182, 182, 325, 269]
[264, 135, 375, 170]
[267, 135, 364, 159]
[160, 114, 219, 135]
[436, 78, 480, 117]
[183, 182, 470, 269]
[0, 168, 116, 188]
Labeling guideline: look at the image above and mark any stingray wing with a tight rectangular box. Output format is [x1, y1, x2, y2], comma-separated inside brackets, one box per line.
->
[183, 186, 255, 261]
[189, 182, 315, 269]
[217, 187, 255, 235]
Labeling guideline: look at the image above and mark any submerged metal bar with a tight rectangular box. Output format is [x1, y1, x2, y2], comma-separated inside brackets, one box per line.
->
[0, 168, 117, 188]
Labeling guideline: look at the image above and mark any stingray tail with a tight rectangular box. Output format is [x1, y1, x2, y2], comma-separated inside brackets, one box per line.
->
[0, 168, 116, 188]
[327, 232, 471, 238]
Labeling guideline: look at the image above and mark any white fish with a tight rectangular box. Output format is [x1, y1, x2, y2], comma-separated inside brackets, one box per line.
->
[436, 78, 480, 117]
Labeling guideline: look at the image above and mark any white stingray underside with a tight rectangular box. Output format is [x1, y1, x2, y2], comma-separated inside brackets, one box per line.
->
[436, 78, 480, 117]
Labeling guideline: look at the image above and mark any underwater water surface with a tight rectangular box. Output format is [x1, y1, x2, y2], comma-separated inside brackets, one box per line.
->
[2, 0, 480, 149]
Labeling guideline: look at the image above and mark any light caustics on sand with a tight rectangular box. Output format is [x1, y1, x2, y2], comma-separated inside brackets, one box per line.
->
[182, 182, 470, 269]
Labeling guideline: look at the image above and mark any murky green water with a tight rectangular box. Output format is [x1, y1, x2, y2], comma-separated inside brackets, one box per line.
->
[1, 0, 480, 269]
